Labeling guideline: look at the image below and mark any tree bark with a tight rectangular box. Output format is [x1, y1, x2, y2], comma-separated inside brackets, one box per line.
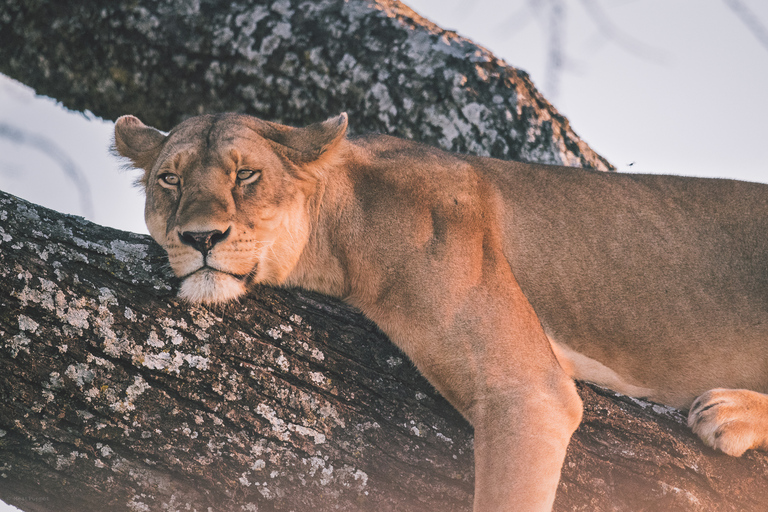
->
[0, 189, 476, 512]
[0, 0, 766, 510]
[1, 190, 766, 512]
[0, 0, 610, 170]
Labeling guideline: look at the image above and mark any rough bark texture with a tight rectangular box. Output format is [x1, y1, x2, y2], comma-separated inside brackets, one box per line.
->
[0, 190, 476, 512]
[0, 0, 610, 170]
[1, 0, 767, 510]
[1, 190, 767, 511]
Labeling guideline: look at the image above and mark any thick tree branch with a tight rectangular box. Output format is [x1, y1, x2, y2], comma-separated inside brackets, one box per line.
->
[1, 191, 766, 511]
[0, 0, 610, 170]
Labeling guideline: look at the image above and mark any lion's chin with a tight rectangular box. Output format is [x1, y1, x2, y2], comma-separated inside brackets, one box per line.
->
[178, 269, 247, 304]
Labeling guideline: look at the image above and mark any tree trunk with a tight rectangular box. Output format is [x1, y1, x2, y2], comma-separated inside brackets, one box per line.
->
[1, 190, 766, 512]
[0, 0, 766, 510]
[0, 189, 476, 512]
[0, 0, 610, 170]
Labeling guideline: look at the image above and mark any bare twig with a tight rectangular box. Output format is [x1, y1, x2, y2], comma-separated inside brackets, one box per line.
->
[0, 122, 95, 219]
[577, 0, 667, 64]
[545, 0, 565, 99]
[501, 0, 568, 100]
[494, 0, 665, 101]
[723, 0, 768, 52]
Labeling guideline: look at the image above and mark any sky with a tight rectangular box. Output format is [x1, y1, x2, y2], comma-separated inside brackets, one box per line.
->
[405, 0, 768, 182]
[0, 1, 766, 510]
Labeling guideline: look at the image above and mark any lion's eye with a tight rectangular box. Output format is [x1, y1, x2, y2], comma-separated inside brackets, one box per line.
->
[158, 173, 180, 187]
[236, 169, 261, 185]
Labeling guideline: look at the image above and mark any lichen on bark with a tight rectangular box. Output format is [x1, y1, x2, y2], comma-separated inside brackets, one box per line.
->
[0, 0, 611, 170]
[0, 190, 476, 511]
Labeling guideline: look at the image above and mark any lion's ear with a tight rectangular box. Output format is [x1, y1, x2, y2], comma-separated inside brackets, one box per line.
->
[259, 113, 348, 165]
[113, 115, 166, 172]
[297, 113, 349, 158]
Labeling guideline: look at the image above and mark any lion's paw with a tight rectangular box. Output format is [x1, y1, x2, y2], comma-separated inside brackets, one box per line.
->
[688, 388, 768, 456]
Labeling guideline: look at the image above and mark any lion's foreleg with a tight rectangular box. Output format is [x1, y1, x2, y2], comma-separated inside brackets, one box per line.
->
[343, 194, 583, 510]
[381, 267, 582, 511]
[461, 288, 582, 512]
[470, 384, 581, 511]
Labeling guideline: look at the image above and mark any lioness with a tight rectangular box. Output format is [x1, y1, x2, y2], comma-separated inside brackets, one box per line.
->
[114, 112, 768, 511]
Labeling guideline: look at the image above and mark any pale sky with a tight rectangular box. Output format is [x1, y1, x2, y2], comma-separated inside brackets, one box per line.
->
[0, 1, 766, 510]
[407, 0, 768, 182]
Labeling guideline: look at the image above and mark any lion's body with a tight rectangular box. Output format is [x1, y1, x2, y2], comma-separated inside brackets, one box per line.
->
[115, 113, 768, 512]
[479, 157, 768, 407]
[500, 166, 768, 462]
[318, 134, 768, 408]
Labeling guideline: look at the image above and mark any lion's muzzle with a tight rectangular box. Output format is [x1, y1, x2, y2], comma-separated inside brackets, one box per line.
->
[178, 268, 248, 304]
[179, 227, 231, 254]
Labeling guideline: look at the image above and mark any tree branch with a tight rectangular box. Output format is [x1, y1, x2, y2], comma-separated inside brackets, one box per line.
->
[723, 0, 768, 53]
[0, 0, 611, 170]
[1, 188, 766, 512]
[0, 122, 95, 219]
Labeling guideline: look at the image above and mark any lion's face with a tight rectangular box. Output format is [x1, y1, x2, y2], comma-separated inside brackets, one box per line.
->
[114, 113, 347, 304]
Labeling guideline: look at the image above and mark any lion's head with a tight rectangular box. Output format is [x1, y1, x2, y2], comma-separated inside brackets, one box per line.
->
[113, 113, 348, 304]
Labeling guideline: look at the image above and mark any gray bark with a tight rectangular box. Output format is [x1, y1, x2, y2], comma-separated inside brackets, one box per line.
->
[0, 0, 766, 510]
[0, 190, 475, 511]
[0, 0, 610, 170]
[2, 189, 766, 512]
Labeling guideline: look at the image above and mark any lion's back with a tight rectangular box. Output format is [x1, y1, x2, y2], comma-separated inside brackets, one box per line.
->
[490, 164, 768, 404]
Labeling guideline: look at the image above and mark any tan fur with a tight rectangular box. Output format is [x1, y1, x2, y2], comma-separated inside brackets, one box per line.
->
[688, 388, 768, 456]
[549, 339, 656, 399]
[115, 113, 768, 511]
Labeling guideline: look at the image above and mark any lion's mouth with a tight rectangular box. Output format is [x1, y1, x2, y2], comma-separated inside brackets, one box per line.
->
[180, 265, 250, 281]
[177, 266, 251, 304]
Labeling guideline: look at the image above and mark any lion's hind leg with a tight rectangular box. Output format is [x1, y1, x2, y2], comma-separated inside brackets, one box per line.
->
[688, 388, 768, 456]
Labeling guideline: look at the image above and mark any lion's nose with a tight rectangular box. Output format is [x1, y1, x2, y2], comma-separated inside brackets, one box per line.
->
[179, 228, 231, 254]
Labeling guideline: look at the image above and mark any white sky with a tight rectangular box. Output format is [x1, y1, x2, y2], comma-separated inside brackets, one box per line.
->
[407, 0, 768, 182]
[0, 1, 766, 510]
